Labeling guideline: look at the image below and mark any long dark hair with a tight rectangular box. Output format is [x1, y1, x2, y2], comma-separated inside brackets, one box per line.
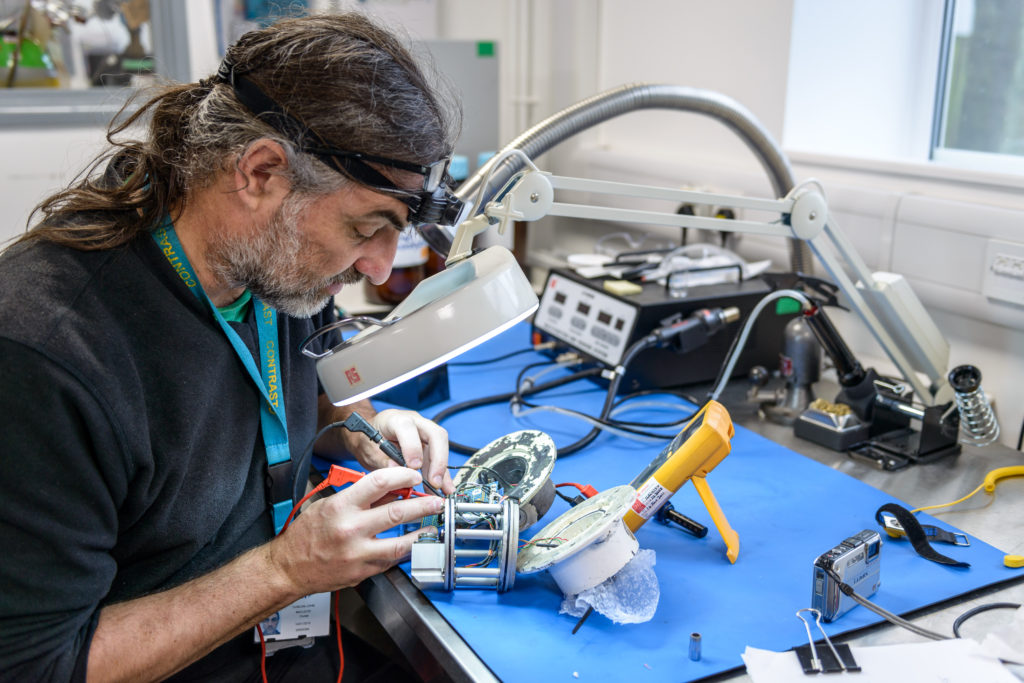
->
[19, 12, 460, 250]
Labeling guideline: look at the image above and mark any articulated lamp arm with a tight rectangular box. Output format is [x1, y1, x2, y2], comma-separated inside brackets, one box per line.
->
[449, 170, 950, 404]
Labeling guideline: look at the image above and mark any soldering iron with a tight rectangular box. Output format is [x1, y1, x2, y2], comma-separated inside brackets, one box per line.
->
[341, 412, 443, 497]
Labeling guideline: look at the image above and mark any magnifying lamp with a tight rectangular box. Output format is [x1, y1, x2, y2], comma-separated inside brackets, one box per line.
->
[301, 245, 538, 406]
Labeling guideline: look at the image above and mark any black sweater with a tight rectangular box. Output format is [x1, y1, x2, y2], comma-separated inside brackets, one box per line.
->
[0, 235, 337, 680]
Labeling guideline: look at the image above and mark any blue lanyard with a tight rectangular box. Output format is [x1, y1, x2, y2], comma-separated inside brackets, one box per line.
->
[152, 219, 293, 534]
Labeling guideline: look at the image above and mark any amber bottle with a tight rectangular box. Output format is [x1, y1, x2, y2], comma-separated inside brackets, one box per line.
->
[366, 155, 470, 305]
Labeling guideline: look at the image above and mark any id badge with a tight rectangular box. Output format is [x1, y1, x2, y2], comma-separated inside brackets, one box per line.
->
[254, 592, 331, 642]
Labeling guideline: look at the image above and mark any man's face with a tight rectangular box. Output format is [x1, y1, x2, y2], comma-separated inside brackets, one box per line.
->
[207, 182, 407, 317]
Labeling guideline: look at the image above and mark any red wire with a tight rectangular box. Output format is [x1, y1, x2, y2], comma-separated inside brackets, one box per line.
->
[282, 480, 330, 532]
[555, 482, 599, 498]
[259, 480, 343, 682]
[257, 623, 268, 682]
[334, 590, 344, 682]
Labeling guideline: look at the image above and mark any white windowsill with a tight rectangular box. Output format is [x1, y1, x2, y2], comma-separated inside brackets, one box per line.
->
[785, 149, 1024, 193]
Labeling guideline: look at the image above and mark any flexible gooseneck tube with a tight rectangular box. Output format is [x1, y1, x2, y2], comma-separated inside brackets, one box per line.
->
[419, 83, 810, 273]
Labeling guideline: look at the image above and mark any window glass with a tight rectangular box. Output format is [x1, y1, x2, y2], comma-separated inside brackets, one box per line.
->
[934, 0, 1024, 171]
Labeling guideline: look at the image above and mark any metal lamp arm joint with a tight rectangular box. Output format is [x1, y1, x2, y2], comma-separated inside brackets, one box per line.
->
[459, 168, 938, 403]
[473, 170, 830, 244]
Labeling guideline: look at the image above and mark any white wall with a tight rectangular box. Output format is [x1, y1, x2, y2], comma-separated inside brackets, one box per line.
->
[0, 129, 109, 244]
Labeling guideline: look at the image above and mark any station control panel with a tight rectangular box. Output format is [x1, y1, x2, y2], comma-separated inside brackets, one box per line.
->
[532, 268, 797, 393]
[535, 274, 639, 367]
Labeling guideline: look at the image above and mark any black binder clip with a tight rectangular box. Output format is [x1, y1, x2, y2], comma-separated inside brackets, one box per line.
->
[794, 608, 861, 674]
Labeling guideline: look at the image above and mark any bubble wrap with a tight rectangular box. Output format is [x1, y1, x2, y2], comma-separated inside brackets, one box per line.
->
[559, 549, 659, 624]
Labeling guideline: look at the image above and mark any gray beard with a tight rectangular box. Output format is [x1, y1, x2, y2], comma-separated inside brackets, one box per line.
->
[206, 193, 364, 318]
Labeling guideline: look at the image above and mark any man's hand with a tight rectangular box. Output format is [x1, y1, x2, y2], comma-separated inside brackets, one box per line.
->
[317, 396, 454, 494]
[268, 466, 445, 595]
[86, 467, 443, 682]
[364, 409, 453, 493]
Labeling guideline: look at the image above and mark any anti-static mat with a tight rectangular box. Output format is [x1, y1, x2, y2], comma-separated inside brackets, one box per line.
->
[379, 325, 1021, 682]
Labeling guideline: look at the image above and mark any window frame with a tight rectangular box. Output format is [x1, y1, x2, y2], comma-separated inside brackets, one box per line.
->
[0, 0, 190, 128]
[929, 0, 1024, 174]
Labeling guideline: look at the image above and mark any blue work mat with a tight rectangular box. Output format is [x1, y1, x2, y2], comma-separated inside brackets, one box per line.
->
[376, 324, 1020, 682]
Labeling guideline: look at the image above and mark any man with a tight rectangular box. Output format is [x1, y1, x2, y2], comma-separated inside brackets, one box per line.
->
[0, 12, 462, 682]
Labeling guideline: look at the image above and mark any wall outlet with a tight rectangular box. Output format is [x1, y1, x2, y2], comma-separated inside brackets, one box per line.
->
[982, 238, 1024, 306]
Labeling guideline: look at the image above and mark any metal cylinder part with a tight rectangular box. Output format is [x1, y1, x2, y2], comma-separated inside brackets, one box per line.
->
[442, 497, 519, 592]
[784, 317, 821, 387]
[689, 632, 702, 661]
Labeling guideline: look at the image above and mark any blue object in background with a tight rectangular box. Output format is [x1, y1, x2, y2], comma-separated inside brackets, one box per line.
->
[244, 0, 308, 23]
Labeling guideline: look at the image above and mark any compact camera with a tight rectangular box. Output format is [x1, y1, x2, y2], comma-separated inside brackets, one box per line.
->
[811, 529, 882, 622]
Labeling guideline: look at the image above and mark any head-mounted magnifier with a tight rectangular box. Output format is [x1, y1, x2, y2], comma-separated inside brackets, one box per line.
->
[215, 59, 468, 228]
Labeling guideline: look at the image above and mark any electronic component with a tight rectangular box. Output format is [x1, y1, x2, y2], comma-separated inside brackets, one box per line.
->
[811, 530, 882, 622]
[532, 268, 796, 393]
[410, 431, 559, 592]
[452, 430, 557, 528]
[517, 486, 638, 597]
[411, 496, 519, 592]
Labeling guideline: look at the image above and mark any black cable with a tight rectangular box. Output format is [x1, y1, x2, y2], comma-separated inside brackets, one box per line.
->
[512, 393, 678, 439]
[515, 368, 701, 432]
[517, 331, 662, 457]
[607, 388, 701, 428]
[438, 329, 702, 457]
[448, 346, 537, 367]
[432, 366, 605, 454]
[1016, 414, 1023, 451]
[614, 386, 703, 405]
[553, 488, 579, 506]
[448, 464, 518, 489]
[438, 310, 729, 457]
[952, 602, 1020, 638]
[291, 420, 351, 502]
